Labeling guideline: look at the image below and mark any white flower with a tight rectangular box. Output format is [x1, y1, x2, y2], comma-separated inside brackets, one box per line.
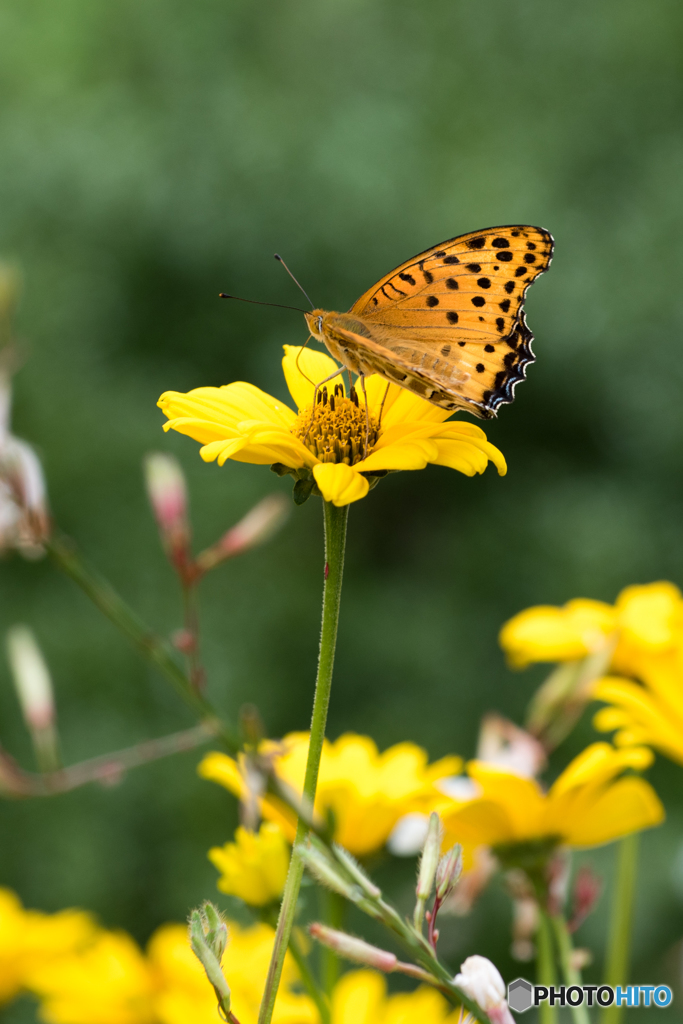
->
[454, 956, 515, 1024]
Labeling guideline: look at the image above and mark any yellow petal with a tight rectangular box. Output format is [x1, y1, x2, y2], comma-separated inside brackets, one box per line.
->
[499, 599, 616, 668]
[560, 776, 664, 846]
[331, 970, 386, 1024]
[355, 374, 403, 421]
[616, 581, 682, 650]
[378, 384, 452, 428]
[549, 742, 653, 798]
[282, 346, 345, 411]
[159, 383, 296, 432]
[356, 438, 439, 473]
[312, 463, 369, 505]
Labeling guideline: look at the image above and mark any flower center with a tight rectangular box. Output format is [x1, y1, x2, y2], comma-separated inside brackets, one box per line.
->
[293, 384, 378, 466]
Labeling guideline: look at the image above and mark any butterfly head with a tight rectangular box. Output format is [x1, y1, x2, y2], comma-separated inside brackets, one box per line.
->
[304, 310, 326, 340]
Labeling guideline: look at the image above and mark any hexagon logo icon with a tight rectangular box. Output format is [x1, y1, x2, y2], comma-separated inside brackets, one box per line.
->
[508, 978, 533, 1013]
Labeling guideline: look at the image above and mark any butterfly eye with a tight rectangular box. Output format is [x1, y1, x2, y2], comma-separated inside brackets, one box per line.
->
[316, 316, 323, 333]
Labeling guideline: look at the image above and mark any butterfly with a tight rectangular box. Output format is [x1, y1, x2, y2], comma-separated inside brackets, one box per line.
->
[304, 225, 553, 419]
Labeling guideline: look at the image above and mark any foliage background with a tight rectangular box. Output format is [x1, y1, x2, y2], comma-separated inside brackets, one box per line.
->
[1, 0, 683, 1018]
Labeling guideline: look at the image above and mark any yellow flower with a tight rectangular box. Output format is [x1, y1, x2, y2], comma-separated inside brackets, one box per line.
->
[28, 930, 156, 1024]
[440, 742, 664, 853]
[149, 920, 316, 1024]
[330, 969, 463, 1024]
[199, 732, 462, 857]
[499, 582, 683, 673]
[499, 599, 617, 669]
[208, 822, 290, 906]
[0, 888, 96, 1006]
[593, 640, 683, 765]
[158, 346, 506, 507]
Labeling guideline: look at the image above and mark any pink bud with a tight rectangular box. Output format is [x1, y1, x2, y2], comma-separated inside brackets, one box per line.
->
[309, 923, 397, 973]
[568, 865, 601, 932]
[196, 494, 289, 571]
[144, 453, 191, 565]
[6, 625, 55, 731]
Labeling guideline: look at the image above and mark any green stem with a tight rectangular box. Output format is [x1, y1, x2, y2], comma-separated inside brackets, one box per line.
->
[288, 929, 330, 1024]
[537, 911, 559, 1024]
[258, 502, 348, 1024]
[321, 890, 345, 997]
[46, 533, 238, 752]
[601, 833, 640, 1024]
[551, 913, 590, 1024]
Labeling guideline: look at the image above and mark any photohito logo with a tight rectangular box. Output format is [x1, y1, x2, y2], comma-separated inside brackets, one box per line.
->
[507, 980, 673, 1012]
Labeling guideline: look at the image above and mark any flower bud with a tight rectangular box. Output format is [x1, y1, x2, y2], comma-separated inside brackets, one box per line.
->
[416, 812, 442, 901]
[196, 493, 289, 572]
[453, 955, 514, 1024]
[297, 839, 361, 902]
[413, 812, 442, 930]
[442, 847, 497, 917]
[436, 843, 463, 902]
[0, 420, 50, 557]
[189, 903, 232, 1018]
[309, 923, 397, 972]
[477, 713, 546, 779]
[143, 452, 191, 570]
[332, 845, 381, 899]
[6, 625, 59, 771]
[568, 865, 601, 932]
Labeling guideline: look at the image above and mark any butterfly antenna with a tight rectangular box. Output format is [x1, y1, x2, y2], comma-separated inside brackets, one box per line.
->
[274, 254, 315, 309]
[219, 294, 308, 314]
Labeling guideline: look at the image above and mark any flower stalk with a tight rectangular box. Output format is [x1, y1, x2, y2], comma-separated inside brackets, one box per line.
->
[257, 501, 348, 1024]
[601, 833, 640, 1024]
[551, 913, 590, 1024]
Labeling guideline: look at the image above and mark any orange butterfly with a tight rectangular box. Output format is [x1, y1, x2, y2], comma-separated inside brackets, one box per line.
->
[304, 225, 553, 419]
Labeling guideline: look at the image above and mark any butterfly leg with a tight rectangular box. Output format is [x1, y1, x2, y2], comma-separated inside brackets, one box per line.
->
[302, 366, 346, 446]
[359, 374, 371, 458]
[376, 381, 391, 430]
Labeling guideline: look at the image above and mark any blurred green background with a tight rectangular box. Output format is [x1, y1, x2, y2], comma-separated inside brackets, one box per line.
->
[2, 0, 683, 1017]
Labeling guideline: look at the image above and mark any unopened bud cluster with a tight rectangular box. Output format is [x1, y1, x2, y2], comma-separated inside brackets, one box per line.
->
[189, 902, 234, 1021]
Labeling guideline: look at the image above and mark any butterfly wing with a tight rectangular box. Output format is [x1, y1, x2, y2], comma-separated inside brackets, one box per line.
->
[348, 225, 553, 417]
[321, 312, 534, 418]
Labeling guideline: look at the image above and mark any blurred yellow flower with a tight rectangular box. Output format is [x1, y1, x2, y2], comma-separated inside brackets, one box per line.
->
[28, 930, 156, 1024]
[330, 969, 463, 1024]
[499, 581, 683, 674]
[149, 921, 316, 1024]
[199, 731, 462, 857]
[440, 742, 663, 854]
[0, 888, 96, 1006]
[499, 599, 616, 669]
[208, 822, 290, 906]
[593, 645, 683, 765]
[158, 346, 506, 507]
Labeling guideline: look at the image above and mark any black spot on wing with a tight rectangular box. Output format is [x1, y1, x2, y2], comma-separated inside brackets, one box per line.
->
[499, 299, 511, 312]
[446, 278, 458, 290]
[504, 281, 515, 294]
[496, 251, 513, 262]
[426, 295, 439, 307]
[467, 236, 486, 249]
[443, 255, 460, 265]
[477, 278, 491, 289]
[492, 237, 510, 248]
[399, 272, 415, 285]
[441, 344, 451, 356]
[471, 296, 485, 308]
[466, 263, 481, 273]
[480, 311, 535, 416]
[447, 311, 459, 323]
